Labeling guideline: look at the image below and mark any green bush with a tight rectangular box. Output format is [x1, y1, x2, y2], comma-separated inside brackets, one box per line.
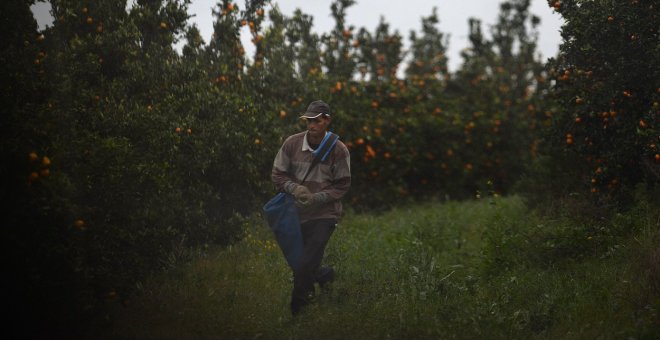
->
[537, 0, 659, 207]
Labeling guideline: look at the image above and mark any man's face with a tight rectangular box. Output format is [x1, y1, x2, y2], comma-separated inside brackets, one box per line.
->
[305, 115, 331, 140]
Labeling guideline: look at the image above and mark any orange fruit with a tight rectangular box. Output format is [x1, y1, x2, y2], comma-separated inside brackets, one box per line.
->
[160, 22, 167, 29]
[175, 127, 181, 133]
[42, 156, 51, 167]
[40, 169, 50, 177]
[28, 172, 39, 182]
[186, 128, 192, 135]
[29, 152, 38, 162]
[74, 219, 85, 230]
[86, 17, 93, 24]
[365, 145, 376, 158]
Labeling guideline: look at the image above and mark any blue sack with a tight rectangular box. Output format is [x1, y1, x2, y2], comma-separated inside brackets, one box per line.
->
[263, 192, 303, 270]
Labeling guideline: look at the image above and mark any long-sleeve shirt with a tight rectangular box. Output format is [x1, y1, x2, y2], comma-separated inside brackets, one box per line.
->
[271, 131, 351, 224]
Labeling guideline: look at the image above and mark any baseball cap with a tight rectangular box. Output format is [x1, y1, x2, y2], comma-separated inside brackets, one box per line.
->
[300, 100, 331, 119]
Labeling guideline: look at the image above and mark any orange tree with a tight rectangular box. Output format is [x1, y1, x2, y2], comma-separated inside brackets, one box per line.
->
[2, 0, 278, 335]
[447, 0, 549, 198]
[536, 0, 659, 207]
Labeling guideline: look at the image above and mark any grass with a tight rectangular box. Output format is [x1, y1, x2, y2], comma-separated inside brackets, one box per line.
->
[100, 196, 659, 339]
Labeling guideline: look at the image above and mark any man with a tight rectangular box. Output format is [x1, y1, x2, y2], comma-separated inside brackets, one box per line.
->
[271, 100, 351, 315]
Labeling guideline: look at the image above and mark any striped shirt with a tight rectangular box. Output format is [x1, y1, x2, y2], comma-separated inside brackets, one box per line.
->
[272, 131, 351, 223]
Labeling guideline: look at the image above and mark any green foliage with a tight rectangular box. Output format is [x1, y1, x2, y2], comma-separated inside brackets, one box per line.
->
[6, 0, 657, 336]
[536, 0, 660, 207]
[104, 197, 660, 339]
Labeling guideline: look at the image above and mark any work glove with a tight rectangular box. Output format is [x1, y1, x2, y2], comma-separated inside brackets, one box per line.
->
[297, 192, 327, 207]
[292, 184, 312, 204]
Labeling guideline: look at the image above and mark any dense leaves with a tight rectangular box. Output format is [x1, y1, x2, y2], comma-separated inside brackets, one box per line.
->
[525, 0, 659, 208]
[3, 0, 657, 336]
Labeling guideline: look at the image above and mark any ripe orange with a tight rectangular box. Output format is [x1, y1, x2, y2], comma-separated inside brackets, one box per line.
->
[187, 128, 192, 135]
[36, 34, 45, 42]
[86, 17, 93, 24]
[355, 138, 365, 145]
[575, 117, 582, 123]
[254, 138, 261, 145]
[175, 127, 181, 133]
[29, 152, 38, 162]
[655, 154, 660, 162]
[42, 156, 51, 167]
[160, 22, 167, 29]
[256, 8, 264, 16]
[74, 219, 85, 230]
[575, 97, 583, 104]
[279, 110, 286, 118]
[28, 172, 39, 182]
[366, 145, 376, 158]
[40, 169, 50, 177]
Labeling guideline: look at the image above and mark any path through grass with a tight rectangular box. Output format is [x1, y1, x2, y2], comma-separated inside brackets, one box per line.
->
[103, 196, 659, 339]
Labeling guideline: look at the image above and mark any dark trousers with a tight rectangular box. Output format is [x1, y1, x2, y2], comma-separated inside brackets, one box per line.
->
[291, 218, 336, 306]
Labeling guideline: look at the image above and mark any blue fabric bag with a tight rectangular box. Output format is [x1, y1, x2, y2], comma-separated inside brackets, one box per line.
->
[263, 192, 303, 270]
[263, 132, 339, 271]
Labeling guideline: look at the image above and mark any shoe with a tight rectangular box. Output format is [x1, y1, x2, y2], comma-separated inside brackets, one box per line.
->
[291, 297, 306, 316]
[316, 267, 335, 288]
[290, 291, 314, 316]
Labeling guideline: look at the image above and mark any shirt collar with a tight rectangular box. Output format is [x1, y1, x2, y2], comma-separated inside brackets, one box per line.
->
[302, 131, 327, 152]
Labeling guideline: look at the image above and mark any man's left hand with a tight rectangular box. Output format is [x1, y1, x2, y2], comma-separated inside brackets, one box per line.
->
[297, 192, 324, 207]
